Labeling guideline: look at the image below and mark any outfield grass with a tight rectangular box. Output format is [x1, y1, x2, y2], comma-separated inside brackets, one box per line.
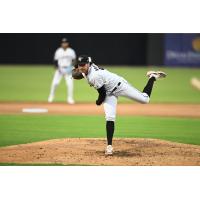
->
[0, 115, 200, 147]
[0, 65, 200, 103]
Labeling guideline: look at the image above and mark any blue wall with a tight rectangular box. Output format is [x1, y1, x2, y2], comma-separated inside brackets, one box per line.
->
[164, 33, 200, 67]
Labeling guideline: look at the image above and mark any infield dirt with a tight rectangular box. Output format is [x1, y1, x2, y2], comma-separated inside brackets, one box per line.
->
[0, 102, 200, 117]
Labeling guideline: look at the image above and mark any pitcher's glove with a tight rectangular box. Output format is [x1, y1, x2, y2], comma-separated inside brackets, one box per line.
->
[72, 68, 84, 80]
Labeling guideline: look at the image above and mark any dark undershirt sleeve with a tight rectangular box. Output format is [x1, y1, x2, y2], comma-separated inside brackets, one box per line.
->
[96, 85, 106, 106]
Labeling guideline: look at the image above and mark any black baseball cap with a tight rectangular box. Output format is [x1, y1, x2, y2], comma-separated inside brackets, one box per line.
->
[77, 55, 92, 65]
[61, 38, 68, 43]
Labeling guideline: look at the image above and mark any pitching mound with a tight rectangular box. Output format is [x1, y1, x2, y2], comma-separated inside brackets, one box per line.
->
[0, 138, 200, 166]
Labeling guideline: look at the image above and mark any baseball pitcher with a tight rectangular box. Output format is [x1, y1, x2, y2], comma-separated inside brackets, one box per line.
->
[72, 55, 167, 155]
[48, 38, 76, 104]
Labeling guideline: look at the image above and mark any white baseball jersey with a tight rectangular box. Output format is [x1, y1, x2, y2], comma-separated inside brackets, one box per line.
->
[85, 64, 126, 95]
[84, 63, 149, 122]
[54, 47, 76, 68]
[48, 47, 76, 103]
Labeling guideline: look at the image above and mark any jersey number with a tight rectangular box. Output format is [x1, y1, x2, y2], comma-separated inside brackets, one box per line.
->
[94, 66, 104, 71]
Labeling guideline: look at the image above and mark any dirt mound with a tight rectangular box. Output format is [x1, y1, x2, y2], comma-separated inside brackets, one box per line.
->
[0, 138, 200, 166]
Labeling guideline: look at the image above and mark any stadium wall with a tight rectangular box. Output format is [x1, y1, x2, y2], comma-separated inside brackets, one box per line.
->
[0, 33, 148, 65]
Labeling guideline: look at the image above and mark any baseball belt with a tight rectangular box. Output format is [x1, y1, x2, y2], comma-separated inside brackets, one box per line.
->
[111, 82, 121, 94]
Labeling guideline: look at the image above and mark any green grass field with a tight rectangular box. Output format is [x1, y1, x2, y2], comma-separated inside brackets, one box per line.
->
[0, 65, 200, 103]
[0, 65, 200, 155]
[0, 115, 200, 147]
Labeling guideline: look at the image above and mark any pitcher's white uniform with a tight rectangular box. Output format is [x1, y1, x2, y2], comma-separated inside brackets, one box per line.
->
[75, 54, 166, 155]
[48, 47, 76, 103]
[84, 64, 149, 121]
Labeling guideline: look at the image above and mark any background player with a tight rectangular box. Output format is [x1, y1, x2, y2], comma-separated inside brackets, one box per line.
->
[48, 38, 76, 104]
[72, 55, 167, 155]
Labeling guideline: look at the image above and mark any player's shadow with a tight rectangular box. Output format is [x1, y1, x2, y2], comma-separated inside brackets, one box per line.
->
[114, 150, 141, 157]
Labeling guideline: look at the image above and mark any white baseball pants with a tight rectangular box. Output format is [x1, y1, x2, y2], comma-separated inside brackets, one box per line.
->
[103, 82, 149, 121]
[48, 69, 74, 102]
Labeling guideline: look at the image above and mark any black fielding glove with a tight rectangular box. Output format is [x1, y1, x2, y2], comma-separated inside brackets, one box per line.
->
[72, 69, 84, 80]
